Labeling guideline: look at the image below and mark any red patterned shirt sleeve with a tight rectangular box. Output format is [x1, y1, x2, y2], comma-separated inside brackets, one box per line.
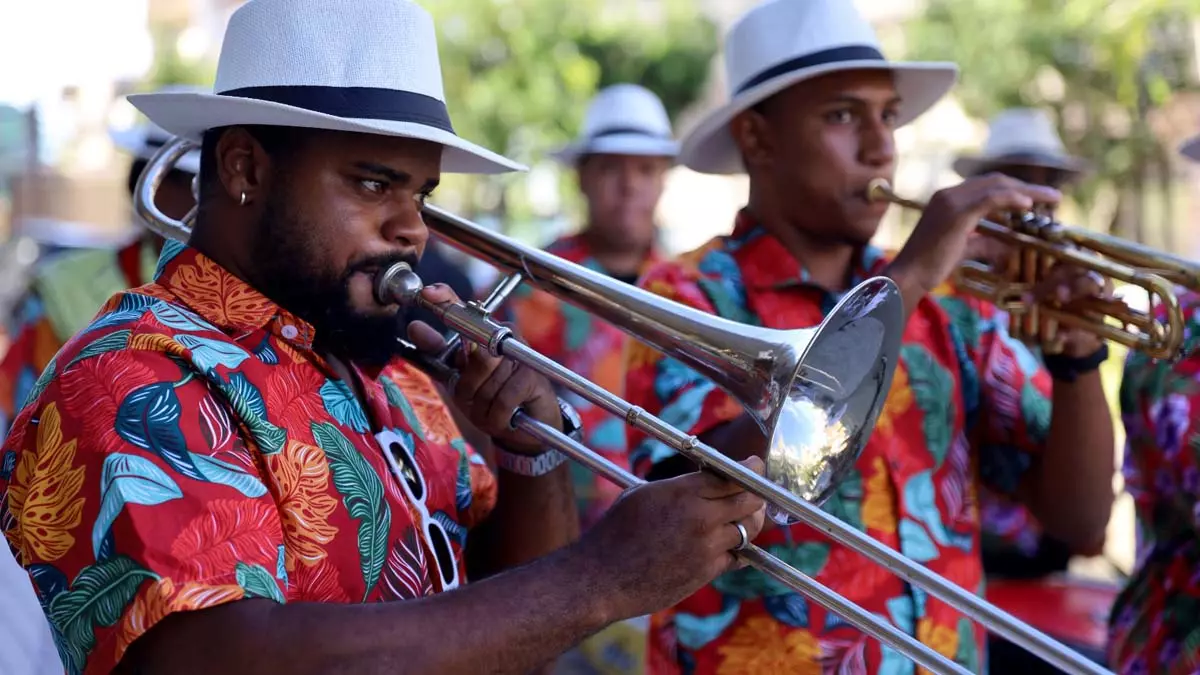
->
[2, 346, 285, 675]
[934, 291, 1052, 495]
[624, 260, 745, 478]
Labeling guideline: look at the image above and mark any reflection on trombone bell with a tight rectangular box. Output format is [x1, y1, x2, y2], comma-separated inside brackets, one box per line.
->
[867, 178, 1200, 361]
[136, 136, 1115, 675]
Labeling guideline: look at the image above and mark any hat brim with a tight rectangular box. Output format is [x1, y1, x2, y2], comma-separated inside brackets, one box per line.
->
[127, 92, 527, 175]
[548, 134, 680, 166]
[679, 60, 959, 175]
[109, 128, 202, 175]
[952, 152, 1088, 179]
[1181, 135, 1200, 162]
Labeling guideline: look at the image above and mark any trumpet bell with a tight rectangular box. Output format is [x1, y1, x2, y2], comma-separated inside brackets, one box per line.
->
[764, 277, 903, 517]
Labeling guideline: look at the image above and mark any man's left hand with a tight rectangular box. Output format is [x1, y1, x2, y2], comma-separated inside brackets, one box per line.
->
[1028, 263, 1112, 358]
[406, 284, 563, 455]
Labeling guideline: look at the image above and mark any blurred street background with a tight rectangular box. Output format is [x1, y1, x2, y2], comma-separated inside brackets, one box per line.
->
[4, 0, 1200, 585]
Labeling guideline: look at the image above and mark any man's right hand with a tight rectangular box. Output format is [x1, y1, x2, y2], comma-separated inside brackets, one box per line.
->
[576, 457, 768, 621]
[885, 173, 1061, 313]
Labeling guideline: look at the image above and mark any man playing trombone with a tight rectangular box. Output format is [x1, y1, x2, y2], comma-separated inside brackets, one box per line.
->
[1109, 133, 1200, 674]
[0, 2, 769, 673]
[626, 0, 1115, 671]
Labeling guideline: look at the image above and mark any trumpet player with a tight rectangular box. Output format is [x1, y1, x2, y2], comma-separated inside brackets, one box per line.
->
[1109, 133, 1200, 674]
[626, 0, 1115, 672]
[0, 2, 768, 674]
[0, 101, 201, 442]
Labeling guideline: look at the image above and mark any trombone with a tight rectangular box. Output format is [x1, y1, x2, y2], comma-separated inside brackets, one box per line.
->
[867, 178, 1198, 361]
[137, 137, 1113, 675]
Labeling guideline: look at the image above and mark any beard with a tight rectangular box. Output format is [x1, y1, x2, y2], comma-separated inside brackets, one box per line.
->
[249, 189, 418, 369]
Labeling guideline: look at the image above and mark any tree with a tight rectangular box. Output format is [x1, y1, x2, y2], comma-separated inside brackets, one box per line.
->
[906, 0, 1200, 247]
[427, 0, 717, 236]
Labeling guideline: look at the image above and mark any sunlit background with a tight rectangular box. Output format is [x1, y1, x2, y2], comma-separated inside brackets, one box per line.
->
[3, 0, 1200, 582]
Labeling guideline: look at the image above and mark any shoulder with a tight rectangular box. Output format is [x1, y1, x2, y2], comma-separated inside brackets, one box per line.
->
[639, 237, 735, 308]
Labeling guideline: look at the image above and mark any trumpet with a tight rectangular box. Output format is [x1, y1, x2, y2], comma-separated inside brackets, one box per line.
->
[867, 178, 1197, 361]
[136, 137, 1113, 675]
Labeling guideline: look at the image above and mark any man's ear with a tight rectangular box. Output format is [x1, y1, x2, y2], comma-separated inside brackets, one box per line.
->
[214, 127, 269, 207]
[730, 108, 774, 171]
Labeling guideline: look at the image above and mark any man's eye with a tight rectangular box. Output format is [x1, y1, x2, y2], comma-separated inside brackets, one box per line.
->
[360, 179, 386, 193]
[826, 109, 854, 124]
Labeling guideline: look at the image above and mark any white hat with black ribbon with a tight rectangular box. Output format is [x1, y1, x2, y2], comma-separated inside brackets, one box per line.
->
[953, 108, 1089, 179]
[111, 85, 206, 175]
[548, 84, 679, 165]
[679, 0, 959, 176]
[126, 0, 525, 175]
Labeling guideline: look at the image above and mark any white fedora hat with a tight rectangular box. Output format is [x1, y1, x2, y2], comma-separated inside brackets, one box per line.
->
[548, 84, 679, 165]
[127, 0, 524, 175]
[1181, 135, 1200, 162]
[953, 108, 1088, 178]
[679, 0, 958, 175]
[111, 85, 205, 175]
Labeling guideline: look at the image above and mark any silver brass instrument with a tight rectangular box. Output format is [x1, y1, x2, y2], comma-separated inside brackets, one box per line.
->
[137, 137, 1114, 675]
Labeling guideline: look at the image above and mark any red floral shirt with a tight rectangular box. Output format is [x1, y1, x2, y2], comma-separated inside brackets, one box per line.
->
[1110, 289, 1200, 675]
[625, 213, 1054, 674]
[499, 234, 659, 530]
[0, 242, 497, 675]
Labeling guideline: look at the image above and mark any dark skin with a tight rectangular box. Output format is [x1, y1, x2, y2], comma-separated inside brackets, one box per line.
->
[117, 127, 768, 675]
[658, 70, 1113, 551]
[576, 153, 672, 279]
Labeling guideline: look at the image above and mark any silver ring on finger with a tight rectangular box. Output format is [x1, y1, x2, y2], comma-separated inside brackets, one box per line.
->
[733, 522, 749, 552]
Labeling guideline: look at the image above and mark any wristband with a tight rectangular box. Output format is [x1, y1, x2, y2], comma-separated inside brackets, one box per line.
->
[494, 446, 568, 476]
[1043, 344, 1108, 383]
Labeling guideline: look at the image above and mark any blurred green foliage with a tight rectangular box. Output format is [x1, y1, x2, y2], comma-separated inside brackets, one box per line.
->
[428, 0, 717, 231]
[143, 27, 217, 91]
[907, 0, 1200, 245]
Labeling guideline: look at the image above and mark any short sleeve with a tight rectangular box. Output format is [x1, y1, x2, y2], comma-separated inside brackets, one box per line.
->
[624, 263, 744, 478]
[0, 348, 286, 675]
[935, 292, 1052, 496]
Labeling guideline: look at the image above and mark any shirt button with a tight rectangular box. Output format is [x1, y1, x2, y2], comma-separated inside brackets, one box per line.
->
[281, 325, 299, 340]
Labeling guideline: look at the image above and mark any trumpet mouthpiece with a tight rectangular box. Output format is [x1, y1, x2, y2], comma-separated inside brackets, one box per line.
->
[375, 262, 424, 306]
[865, 178, 892, 202]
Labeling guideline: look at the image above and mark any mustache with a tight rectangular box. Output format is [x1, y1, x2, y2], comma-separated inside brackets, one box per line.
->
[344, 251, 422, 281]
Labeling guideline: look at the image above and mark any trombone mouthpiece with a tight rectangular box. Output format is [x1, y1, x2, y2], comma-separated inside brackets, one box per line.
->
[375, 262, 424, 306]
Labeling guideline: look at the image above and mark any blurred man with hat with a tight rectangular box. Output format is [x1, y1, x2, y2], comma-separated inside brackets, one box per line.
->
[0, 98, 200, 441]
[0, 2, 768, 673]
[500, 82, 678, 675]
[624, 0, 1116, 671]
[1111, 132, 1200, 673]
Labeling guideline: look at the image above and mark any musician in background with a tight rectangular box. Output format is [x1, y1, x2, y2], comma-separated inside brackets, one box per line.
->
[952, 108, 1103, 581]
[1109, 133, 1200, 674]
[499, 84, 677, 675]
[626, 0, 1116, 671]
[0, 2, 767, 673]
[0, 108, 199, 441]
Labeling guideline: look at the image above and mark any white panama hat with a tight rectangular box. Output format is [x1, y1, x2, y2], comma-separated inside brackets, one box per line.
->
[548, 84, 679, 165]
[110, 85, 205, 175]
[953, 108, 1088, 178]
[679, 0, 959, 175]
[127, 0, 525, 175]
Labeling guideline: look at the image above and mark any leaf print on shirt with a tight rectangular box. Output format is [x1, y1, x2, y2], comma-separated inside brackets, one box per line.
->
[170, 499, 281, 580]
[60, 351, 156, 454]
[267, 440, 339, 571]
[715, 616, 821, 675]
[862, 455, 898, 534]
[714, 542, 830, 599]
[312, 422, 390, 601]
[292, 556, 352, 602]
[49, 555, 158, 675]
[175, 334, 252, 374]
[901, 344, 955, 463]
[168, 255, 277, 326]
[236, 561, 286, 603]
[91, 453, 183, 560]
[216, 372, 286, 454]
[319, 379, 370, 433]
[380, 526, 433, 601]
[875, 364, 913, 437]
[9, 402, 86, 563]
[265, 363, 327, 437]
[65, 329, 132, 369]
[1019, 379, 1051, 444]
[114, 578, 243, 662]
[381, 375, 426, 442]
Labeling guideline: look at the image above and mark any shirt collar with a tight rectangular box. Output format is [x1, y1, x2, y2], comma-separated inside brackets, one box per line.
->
[153, 243, 317, 350]
[729, 209, 889, 292]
